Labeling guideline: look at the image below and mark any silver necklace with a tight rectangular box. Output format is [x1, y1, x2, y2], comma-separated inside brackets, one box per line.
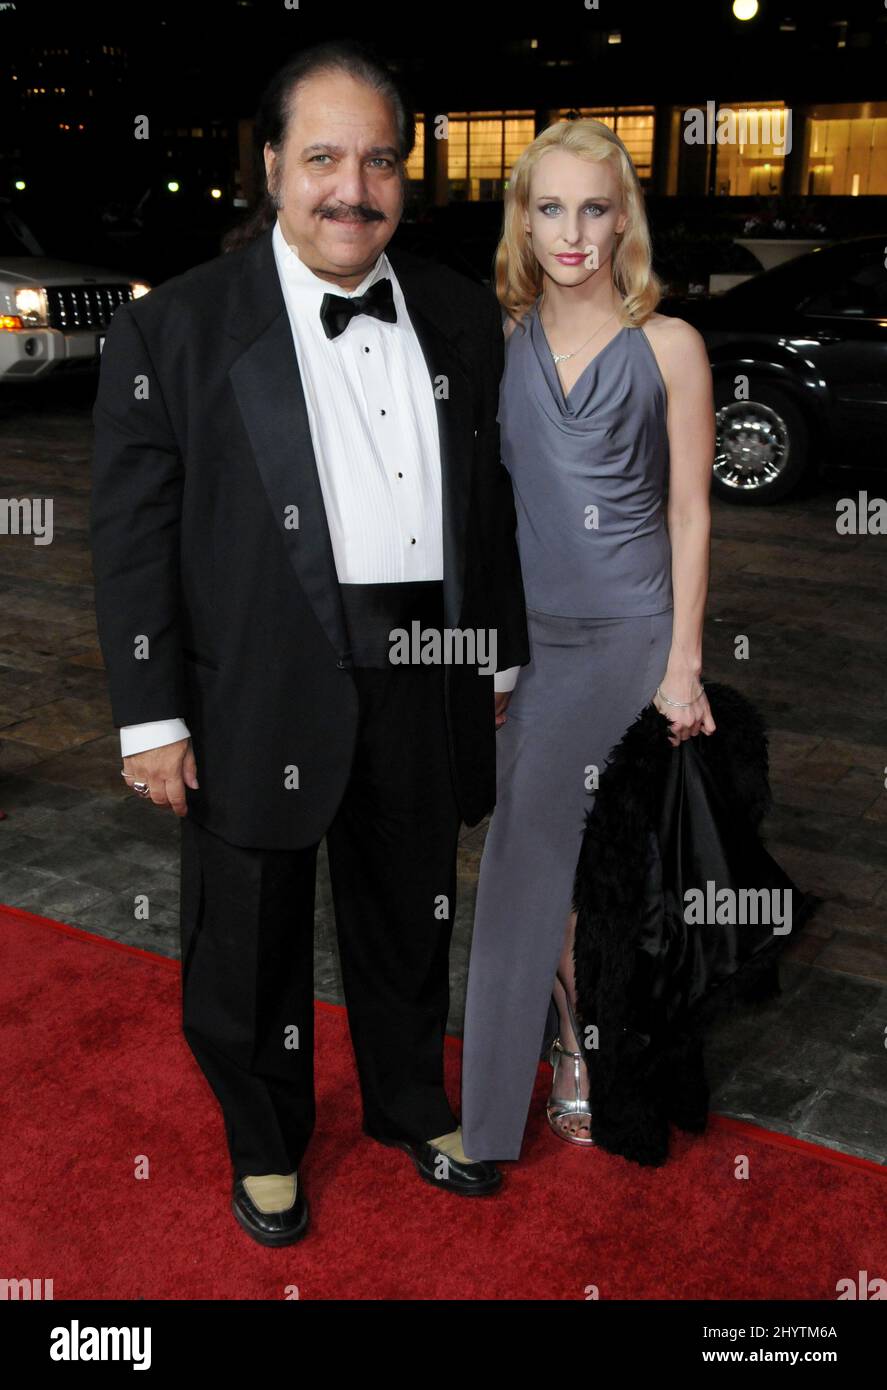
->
[542, 307, 619, 364]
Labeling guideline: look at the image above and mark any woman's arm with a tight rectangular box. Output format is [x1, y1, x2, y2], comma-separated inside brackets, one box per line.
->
[494, 308, 527, 723]
[648, 316, 717, 744]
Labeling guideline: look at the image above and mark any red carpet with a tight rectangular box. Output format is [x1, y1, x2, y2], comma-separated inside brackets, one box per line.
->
[2, 902, 885, 1301]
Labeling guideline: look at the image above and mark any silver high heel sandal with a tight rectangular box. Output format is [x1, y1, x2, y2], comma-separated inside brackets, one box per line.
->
[546, 988, 594, 1146]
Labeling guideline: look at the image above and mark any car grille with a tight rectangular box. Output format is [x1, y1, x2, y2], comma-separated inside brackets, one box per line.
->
[46, 283, 133, 332]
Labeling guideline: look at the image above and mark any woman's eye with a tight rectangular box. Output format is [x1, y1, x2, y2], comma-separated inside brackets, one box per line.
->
[538, 203, 607, 217]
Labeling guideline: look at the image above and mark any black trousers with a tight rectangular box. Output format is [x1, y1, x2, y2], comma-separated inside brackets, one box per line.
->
[178, 623, 463, 1178]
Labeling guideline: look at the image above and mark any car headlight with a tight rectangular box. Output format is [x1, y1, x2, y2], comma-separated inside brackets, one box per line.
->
[14, 286, 48, 326]
[130, 281, 151, 299]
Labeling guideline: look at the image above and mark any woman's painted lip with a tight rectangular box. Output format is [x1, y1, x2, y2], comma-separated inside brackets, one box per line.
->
[554, 253, 587, 264]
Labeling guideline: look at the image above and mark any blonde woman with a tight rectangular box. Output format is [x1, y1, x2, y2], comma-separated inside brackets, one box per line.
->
[460, 119, 716, 1160]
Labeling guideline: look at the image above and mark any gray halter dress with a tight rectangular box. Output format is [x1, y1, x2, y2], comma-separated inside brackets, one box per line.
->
[460, 303, 674, 1161]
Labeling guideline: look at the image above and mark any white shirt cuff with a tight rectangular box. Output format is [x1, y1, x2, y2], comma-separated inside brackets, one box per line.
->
[120, 719, 191, 757]
[493, 665, 520, 694]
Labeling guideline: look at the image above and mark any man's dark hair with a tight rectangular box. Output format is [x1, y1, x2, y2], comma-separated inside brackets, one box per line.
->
[222, 39, 415, 253]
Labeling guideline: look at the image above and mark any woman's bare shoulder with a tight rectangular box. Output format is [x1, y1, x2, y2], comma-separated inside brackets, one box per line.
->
[639, 311, 709, 384]
[640, 311, 706, 355]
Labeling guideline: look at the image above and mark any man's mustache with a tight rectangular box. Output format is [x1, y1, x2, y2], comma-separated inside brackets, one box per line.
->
[314, 202, 387, 222]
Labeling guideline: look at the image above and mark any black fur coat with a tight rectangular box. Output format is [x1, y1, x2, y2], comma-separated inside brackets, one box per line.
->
[572, 682, 812, 1167]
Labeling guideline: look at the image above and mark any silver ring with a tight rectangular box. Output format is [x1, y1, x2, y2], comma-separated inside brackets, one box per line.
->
[131, 781, 151, 797]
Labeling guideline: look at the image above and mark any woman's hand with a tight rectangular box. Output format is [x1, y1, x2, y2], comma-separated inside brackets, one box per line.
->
[652, 668, 716, 747]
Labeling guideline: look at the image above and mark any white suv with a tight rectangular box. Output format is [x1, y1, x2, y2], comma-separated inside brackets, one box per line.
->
[0, 200, 150, 382]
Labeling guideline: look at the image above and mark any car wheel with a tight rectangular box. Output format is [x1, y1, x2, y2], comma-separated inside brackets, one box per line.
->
[712, 382, 809, 504]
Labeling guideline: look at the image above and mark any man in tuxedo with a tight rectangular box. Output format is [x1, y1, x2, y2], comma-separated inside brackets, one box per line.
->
[90, 40, 528, 1245]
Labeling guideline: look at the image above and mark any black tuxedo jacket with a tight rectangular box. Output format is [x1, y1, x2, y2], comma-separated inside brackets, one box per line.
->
[90, 225, 529, 849]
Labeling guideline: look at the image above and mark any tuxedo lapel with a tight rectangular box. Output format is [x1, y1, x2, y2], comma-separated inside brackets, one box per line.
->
[225, 227, 476, 658]
[226, 227, 350, 662]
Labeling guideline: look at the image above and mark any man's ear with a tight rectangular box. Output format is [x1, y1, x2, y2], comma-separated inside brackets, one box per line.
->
[263, 143, 277, 191]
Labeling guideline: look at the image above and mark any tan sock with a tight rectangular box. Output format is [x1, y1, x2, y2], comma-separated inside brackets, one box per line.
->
[243, 1172, 298, 1213]
[428, 1126, 475, 1164]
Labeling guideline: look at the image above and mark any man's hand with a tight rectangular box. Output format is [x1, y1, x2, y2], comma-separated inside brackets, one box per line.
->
[494, 692, 511, 730]
[121, 737, 198, 817]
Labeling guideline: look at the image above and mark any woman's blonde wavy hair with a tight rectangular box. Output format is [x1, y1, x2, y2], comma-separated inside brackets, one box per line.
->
[495, 118, 661, 329]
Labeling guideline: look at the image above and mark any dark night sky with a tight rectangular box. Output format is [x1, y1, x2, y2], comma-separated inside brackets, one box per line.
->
[2, 0, 884, 281]
[3, 0, 885, 122]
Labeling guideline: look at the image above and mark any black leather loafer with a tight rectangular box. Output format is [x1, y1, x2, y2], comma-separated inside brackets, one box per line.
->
[369, 1134, 503, 1196]
[232, 1174, 309, 1246]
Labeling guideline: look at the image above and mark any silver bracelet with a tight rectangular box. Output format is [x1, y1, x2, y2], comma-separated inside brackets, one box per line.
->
[656, 682, 705, 709]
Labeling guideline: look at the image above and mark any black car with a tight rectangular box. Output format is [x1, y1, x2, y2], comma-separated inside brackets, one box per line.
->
[662, 236, 887, 503]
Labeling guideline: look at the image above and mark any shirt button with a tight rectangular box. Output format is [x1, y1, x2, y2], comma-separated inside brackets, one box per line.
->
[380, 408, 387, 416]
[363, 346, 370, 354]
[397, 471, 403, 478]
[410, 537, 416, 545]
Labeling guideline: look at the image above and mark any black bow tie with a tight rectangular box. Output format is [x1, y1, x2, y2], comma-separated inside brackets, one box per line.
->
[319, 277, 397, 340]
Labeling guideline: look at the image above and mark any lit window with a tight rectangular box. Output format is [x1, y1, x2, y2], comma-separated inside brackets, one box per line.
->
[702, 103, 789, 196]
[404, 116, 424, 182]
[807, 102, 887, 196]
[447, 112, 535, 200]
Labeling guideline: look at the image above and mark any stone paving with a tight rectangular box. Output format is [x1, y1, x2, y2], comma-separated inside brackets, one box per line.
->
[1, 371, 885, 1165]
